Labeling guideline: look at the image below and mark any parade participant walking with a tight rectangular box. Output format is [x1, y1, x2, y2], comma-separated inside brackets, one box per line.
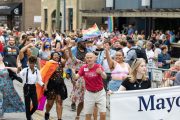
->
[70, 38, 90, 111]
[66, 40, 99, 120]
[73, 52, 107, 120]
[0, 54, 25, 119]
[3, 36, 23, 83]
[19, 43, 34, 68]
[39, 41, 51, 68]
[3, 36, 19, 67]
[17, 56, 44, 120]
[66, 45, 85, 120]
[105, 48, 130, 91]
[43, 52, 67, 120]
[97, 40, 116, 91]
[118, 58, 151, 91]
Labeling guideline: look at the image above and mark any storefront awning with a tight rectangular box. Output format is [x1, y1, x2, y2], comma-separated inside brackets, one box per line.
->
[0, 3, 22, 15]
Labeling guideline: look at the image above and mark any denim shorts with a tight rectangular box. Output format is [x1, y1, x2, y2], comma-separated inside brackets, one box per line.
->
[108, 80, 123, 91]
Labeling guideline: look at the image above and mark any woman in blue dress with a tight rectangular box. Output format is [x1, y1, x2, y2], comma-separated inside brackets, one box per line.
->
[0, 54, 25, 118]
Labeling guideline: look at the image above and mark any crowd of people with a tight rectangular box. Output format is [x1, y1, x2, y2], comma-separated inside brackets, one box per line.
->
[0, 25, 179, 120]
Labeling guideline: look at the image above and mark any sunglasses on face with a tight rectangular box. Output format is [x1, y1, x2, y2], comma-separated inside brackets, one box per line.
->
[134, 58, 138, 65]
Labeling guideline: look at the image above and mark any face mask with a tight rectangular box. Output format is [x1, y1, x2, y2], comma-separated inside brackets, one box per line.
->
[45, 45, 50, 49]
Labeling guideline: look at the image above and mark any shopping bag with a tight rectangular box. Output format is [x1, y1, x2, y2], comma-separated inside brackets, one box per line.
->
[37, 95, 46, 111]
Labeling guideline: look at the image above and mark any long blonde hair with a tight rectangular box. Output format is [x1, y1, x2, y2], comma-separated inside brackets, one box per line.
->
[129, 58, 147, 83]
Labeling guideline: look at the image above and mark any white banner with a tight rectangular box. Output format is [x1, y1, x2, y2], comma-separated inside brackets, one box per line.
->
[110, 87, 180, 120]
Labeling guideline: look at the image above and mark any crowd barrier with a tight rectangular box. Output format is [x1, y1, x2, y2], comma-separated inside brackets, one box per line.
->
[148, 67, 178, 88]
[106, 67, 179, 111]
[104, 67, 178, 89]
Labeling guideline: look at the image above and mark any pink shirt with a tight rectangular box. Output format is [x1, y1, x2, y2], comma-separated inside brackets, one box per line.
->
[78, 64, 104, 91]
[111, 62, 129, 80]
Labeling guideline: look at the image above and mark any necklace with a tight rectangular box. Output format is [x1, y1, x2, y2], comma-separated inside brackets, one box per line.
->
[134, 80, 143, 88]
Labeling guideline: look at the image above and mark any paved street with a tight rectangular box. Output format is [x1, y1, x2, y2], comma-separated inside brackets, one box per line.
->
[3, 79, 110, 120]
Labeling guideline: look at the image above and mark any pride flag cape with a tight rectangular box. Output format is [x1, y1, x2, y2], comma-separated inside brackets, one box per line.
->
[39, 59, 47, 69]
[82, 23, 101, 40]
[108, 17, 114, 32]
[36, 61, 58, 104]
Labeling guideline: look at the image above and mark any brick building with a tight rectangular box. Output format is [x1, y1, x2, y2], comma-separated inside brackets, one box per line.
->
[0, 0, 41, 30]
[41, 0, 105, 34]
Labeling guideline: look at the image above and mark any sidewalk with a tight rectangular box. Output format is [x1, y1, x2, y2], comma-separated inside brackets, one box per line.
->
[3, 79, 110, 120]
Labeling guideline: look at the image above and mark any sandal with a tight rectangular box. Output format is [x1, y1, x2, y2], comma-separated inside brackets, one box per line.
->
[75, 116, 80, 120]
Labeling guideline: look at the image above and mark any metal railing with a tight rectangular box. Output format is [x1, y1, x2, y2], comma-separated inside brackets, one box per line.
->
[148, 67, 178, 88]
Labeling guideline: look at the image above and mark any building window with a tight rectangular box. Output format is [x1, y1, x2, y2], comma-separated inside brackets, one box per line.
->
[44, 9, 48, 30]
[68, 8, 73, 31]
[13, 16, 21, 28]
[0, 16, 7, 26]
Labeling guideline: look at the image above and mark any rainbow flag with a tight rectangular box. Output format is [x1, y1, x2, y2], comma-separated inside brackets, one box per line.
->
[108, 17, 114, 32]
[36, 61, 58, 110]
[82, 24, 101, 40]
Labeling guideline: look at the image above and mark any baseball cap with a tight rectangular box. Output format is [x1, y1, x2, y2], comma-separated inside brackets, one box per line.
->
[75, 38, 87, 43]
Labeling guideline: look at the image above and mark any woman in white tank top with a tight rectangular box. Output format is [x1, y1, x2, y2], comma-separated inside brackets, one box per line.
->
[105, 48, 131, 91]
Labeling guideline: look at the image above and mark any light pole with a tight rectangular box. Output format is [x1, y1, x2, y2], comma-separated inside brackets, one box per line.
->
[56, 0, 60, 32]
[142, 0, 151, 39]
[148, 0, 152, 38]
[64, 0, 66, 32]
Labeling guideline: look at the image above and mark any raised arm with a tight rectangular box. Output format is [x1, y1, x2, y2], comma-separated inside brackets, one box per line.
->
[105, 49, 114, 70]
[19, 43, 34, 60]
[67, 42, 73, 59]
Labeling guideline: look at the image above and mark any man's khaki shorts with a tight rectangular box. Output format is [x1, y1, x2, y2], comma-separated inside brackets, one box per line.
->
[84, 89, 106, 114]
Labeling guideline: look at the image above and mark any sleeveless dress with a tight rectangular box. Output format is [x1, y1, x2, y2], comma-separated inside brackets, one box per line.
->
[44, 62, 67, 100]
[65, 56, 85, 103]
[0, 68, 25, 116]
[108, 63, 129, 91]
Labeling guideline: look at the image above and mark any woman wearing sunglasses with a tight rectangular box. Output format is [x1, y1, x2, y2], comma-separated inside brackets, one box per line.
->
[118, 58, 151, 91]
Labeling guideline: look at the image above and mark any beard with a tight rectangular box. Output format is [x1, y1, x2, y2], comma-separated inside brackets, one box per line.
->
[78, 44, 86, 50]
[113, 47, 122, 51]
[9, 43, 15, 46]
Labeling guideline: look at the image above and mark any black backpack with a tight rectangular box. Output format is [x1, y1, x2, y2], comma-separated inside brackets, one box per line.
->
[128, 47, 148, 63]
